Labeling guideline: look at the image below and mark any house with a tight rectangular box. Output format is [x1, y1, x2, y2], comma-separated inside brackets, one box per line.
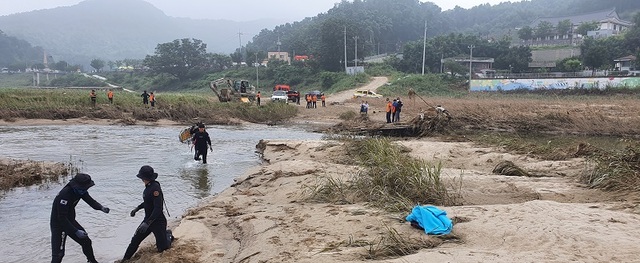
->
[441, 57, 494, 73]
[530, 8, 632, 41]
[614, 55, 637, 71]
[267, 51, 291, 65]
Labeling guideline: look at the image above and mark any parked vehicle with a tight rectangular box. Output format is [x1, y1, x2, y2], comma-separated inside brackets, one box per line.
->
[274, 84, 291, 91]
[287, 90, 300, 102]
[353, 89, 382, 98]
[271, 90, 289, 103]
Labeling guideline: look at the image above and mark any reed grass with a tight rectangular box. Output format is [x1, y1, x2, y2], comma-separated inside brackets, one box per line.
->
[0, 88, 297, 124]
[305, 137, 461, 212]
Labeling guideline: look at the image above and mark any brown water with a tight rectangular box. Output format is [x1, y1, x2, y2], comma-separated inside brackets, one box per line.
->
[0, 124, 322, 263]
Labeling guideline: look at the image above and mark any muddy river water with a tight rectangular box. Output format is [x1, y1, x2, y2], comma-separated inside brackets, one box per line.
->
[0, 124, 322, 263]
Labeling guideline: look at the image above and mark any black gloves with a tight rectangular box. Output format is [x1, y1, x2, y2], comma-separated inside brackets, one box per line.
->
[130, 207, 141, 217]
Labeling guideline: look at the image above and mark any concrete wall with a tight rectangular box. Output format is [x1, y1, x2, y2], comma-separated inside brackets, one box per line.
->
[471, 77, 640, 91]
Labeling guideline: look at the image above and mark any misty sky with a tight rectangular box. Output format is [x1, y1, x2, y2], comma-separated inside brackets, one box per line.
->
[0, 0, 519, 21]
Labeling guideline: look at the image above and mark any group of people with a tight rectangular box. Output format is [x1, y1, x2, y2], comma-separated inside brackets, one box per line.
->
[89, 89, 114, 107]
[385, 97, 404, 123]
[305, 93, 326, 109]
[140, 90, 156, 107]
[50, 166, 173, 263]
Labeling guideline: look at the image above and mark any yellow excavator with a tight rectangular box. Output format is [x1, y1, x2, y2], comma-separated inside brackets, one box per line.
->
[209, 78, 256, 103]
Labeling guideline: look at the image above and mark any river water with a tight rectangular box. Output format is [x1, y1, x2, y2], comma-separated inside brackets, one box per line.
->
[0, 124, 322, 263]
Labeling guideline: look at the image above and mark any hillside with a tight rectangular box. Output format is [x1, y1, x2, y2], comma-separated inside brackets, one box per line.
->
[247, 0, 640, 58]
[0, 0, 286, 65]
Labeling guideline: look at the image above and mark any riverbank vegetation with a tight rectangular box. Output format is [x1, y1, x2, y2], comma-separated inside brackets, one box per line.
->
[0, 88, 297, 125]
[0, 158, 75, 190]
[306, 137, 461, 212]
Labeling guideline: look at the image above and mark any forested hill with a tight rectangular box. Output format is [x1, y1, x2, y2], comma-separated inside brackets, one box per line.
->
[0, 0, 285, 66]
[0, 30, 43, 70]
[246, 0, 640, 57]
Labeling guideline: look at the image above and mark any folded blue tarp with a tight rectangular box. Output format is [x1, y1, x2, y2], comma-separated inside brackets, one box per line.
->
[405, 205, 452, 235]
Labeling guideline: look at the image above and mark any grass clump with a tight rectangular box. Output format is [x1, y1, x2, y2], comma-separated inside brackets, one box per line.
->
[306, 137, 460, 212]
[581, 143, 640, 191]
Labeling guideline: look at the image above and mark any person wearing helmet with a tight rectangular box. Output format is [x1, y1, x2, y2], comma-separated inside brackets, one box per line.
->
[122, 165, 173, 261]
[50, 173, 110, 263]
[191, 123, 212, 164]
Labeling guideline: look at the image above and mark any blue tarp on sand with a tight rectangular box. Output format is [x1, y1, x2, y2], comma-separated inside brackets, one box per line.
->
[405, 205, 452, 235]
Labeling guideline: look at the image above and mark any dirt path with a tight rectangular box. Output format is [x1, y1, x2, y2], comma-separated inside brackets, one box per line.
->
[330, 76, 388, 102]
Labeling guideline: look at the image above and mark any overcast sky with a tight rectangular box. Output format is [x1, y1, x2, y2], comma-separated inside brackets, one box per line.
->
[0, 0, 519, 21]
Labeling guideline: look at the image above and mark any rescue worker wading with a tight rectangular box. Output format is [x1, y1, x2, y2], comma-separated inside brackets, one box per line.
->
[122, 165, 173, 261]
[50, 173, 110, 263]
[192, 123, 212, 164]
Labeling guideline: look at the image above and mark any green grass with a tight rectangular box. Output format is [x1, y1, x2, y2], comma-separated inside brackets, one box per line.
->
[0, 88, 297, 124]
[305, 137, 461, 212]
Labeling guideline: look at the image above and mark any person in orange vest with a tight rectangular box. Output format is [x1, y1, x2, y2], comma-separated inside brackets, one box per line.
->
[306, 94, 311, 109]
[385, 98, 392, 123]
[311, 94, 317, 108]
[256, 91, 261, 106]
[149, 92, 156, 107]
[107, 89, 114, 104]
[321, 94, 326, 107]
[89, 89, 97, 107]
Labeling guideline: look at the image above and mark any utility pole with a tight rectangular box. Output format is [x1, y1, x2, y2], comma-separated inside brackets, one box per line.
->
[344, 26, 347, 73]
[255, 53, 259, 90]
[422, 20, 427, 75]
[354, 36, 359, 69]
[238, 31, 244, 62]
[468, 45, 475, 90]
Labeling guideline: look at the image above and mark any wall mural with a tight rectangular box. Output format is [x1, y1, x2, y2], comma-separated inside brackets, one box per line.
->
[471, 77, 640, 91]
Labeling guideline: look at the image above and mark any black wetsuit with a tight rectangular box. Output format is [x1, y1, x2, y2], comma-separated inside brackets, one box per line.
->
[123, 181, 171, 260]
[192, 130, 212, 164]
[50, 185, 104, 263]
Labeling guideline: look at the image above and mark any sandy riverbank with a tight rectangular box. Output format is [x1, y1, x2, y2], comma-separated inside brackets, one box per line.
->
[120, 137, 640, 263]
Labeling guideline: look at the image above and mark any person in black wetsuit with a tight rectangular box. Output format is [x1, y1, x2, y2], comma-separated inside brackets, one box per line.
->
[50, 173, 110, 263]
[191, 123, 212, 164]
[122, 165, 173, 261]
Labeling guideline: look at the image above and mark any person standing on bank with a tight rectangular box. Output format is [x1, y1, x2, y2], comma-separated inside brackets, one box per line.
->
[141, 90, 150, 105]
[107, 89, 114, 104]
[149, 92, 156, 107]
[256, 91, 261, 106]
[192, 123, 212, 164]
[90, 89, 97, 107]
[123, 165, 173, 261]
[50, 173, 110, 263]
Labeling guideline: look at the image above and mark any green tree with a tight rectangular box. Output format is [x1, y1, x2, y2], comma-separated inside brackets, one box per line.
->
[624, 12, 640, 53]
[144, 38, 208, 81]
[318, 18, 347, 72]
[575, 21, 599, 36]
[518, 26, 534, 43]
[563, 59, 582, 72]
[557, 19, 572, 37]
[90, 59, 105, 72]
[53, 61, 69, 72]
[443, 60, 467, 76]
[535, 21, 554, 39]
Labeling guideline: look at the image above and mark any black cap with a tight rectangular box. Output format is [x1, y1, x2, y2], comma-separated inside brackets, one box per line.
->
[69, 173, 95, 190]
[136, 165, 158, 181]
[198, 123, 205, 128]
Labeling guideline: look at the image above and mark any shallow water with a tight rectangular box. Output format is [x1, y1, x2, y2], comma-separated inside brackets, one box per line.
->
[0, 124, 322, 263]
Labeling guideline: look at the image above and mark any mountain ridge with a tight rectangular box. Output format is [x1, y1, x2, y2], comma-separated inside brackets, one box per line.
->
[0, 0, 287, 65]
